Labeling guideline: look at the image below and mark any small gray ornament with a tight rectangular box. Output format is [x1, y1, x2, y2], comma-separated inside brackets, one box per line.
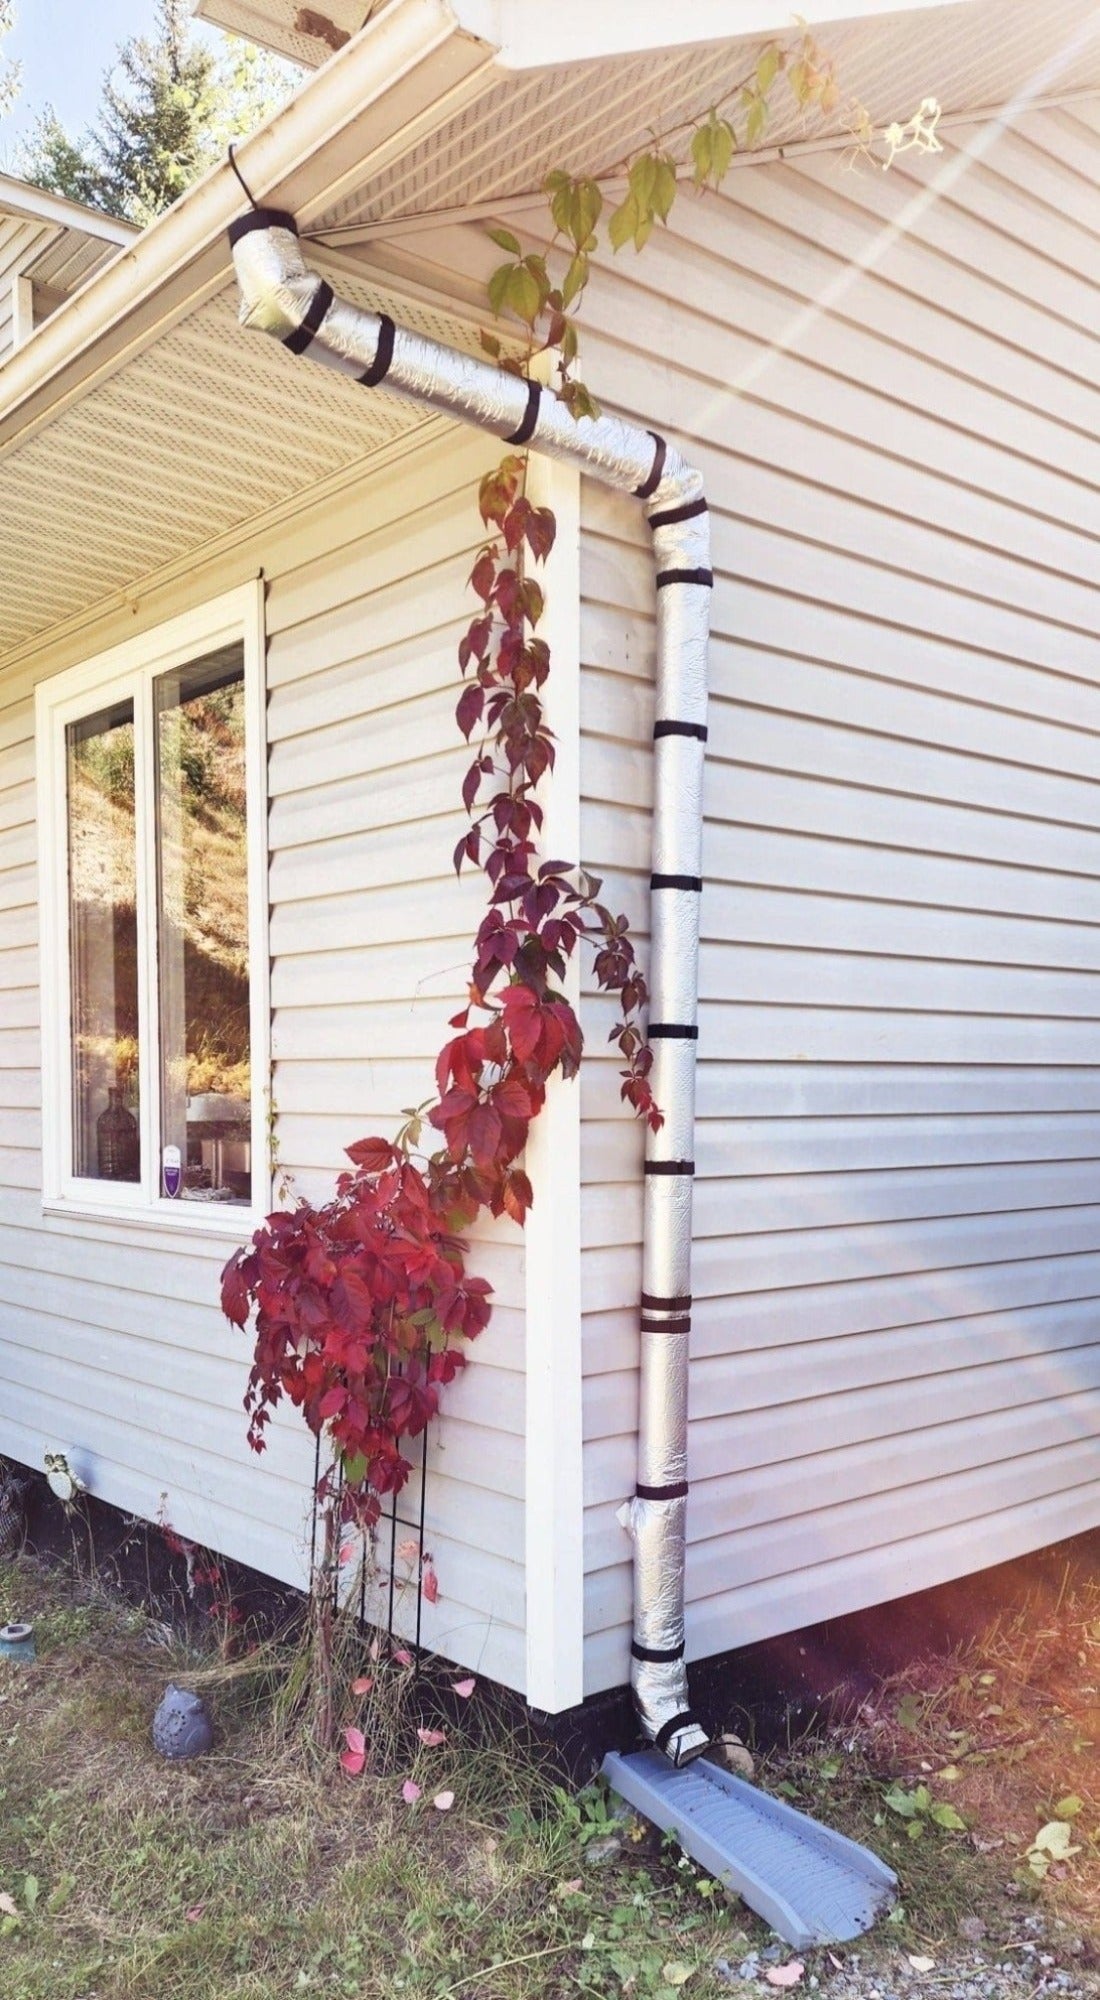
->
[0, 1621, 34, 1664]
[152, 1683, 213, 1760]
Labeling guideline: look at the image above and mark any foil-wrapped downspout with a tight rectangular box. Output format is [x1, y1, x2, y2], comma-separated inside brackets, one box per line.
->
[229, 208, 712, 1768]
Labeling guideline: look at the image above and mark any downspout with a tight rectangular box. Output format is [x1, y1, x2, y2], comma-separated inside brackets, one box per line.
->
[230, 209, 711, 1768]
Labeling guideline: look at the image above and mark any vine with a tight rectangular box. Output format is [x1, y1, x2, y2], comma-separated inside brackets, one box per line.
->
[223, 24, 939, 1547]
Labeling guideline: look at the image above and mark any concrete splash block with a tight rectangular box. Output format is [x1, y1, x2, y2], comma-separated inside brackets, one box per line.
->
[602, 1748, 897, 1950]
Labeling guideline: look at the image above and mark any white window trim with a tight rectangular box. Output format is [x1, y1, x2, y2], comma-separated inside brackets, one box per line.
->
[36, 582, 271, 1236]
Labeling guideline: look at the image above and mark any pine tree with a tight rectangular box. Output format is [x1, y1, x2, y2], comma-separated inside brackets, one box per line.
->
[17, 0, 294, 225]
[0, 0, 19, 117]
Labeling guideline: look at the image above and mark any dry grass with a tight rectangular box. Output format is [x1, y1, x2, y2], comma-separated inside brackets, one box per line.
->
[1, 1551, 1098, 1998]
[760, 1557, 1100, 1959]
[0, 1558, 740, 2000]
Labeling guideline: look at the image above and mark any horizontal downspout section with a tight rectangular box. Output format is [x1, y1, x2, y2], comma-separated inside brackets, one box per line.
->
[230, 207, 712, 1767]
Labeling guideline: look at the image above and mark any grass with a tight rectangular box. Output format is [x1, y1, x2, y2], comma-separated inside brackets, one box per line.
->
[1, 1551, 1098, 1997]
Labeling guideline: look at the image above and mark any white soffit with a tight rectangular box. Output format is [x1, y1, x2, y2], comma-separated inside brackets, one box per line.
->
[448, 0, 970, 71]
[0, 274, 481, 660]
[193, 0, 382, 66]
[311, 0, 1100, 234]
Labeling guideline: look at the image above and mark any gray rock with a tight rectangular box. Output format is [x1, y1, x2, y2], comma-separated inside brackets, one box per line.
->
[582, 1834, 623, 1867]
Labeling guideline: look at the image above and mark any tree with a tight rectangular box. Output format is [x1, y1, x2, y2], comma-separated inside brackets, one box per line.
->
[17, 0, 294, 225]
[0, 0, 19, 117]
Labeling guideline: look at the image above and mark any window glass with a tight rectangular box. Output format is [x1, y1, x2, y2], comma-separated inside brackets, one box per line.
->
[154, 644, 251, 1206]
[65, 699, 140, 1183]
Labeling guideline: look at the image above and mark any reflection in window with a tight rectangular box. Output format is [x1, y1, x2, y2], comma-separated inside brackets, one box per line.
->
[155, 645, 251, 1206]
[66, 700, 141, 1182]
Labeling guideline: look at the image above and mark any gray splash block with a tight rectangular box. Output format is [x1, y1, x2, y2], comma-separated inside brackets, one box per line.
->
[602, 1749, 897, 1950]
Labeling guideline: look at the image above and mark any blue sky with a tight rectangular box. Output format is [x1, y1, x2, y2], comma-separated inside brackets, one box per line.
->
[2, 2, 220, 160]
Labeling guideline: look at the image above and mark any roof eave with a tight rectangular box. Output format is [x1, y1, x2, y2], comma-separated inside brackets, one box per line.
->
[0, 0, 493, 451]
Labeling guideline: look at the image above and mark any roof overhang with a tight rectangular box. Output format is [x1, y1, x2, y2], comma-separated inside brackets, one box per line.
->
[194, 0, 973, 71]
[0, 176, 137, 246]
[3, 0, 1098, 666]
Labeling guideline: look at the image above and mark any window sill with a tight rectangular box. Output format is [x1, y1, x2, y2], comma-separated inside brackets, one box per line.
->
[42, 1197, 267, 1243]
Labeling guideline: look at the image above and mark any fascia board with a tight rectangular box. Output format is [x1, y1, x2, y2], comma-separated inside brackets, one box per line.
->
[449, 0, 971, 69]
[0, 176, 138, 245]
[0, 0, 495, 452]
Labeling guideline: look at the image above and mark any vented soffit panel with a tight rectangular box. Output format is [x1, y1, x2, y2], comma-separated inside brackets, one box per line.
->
[193, 0, 382, 66]
[0, 275, 482, 662]
[307, 0, 1100, 235]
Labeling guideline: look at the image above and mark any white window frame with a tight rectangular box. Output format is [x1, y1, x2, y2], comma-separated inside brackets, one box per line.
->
[36, 583, 270, 1234]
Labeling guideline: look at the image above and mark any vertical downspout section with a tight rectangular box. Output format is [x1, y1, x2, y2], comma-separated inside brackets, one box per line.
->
[229, 209, 711, 1765]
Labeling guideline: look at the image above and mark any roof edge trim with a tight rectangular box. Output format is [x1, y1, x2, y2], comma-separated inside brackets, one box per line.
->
[0, 0, 489, 445]
[0, 174, 139, 243]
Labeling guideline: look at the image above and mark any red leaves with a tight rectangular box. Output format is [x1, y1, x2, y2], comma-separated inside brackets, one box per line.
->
[345, 1136, 396, 1173]
[226, 453, 659, 1534]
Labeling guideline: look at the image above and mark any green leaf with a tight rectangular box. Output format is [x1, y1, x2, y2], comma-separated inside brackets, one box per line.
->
[884, 1785, 919, 1818]
[746, 97, 768, 148]
[652, 156, 678, 223]
[504, 263, 542, 325]
[607, 195, 638, 252]
[711, 117, 736, 182]
[1054, 1794, 1084, 1819]
[929, 1803, 967, 1832]
[1030, 1820, 1079, 1860]
[756, 44, 781, 94]
[488, 260, 515, 317]
[691, 122, 713, 188]
[895, 1692, 922, 1732]
[569, 177, 602, 249]
[22, 1876, 38, 1913]
[487, 226, 522, 256]
[633, 212, 654, 252]
[561, 252, 588, 308]
[628, 151, 659, 210]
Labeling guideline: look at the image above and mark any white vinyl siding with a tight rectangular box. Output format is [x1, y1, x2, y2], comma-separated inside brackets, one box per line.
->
[0, 426, 528, 1690]
[265, 426, 527, 1687]
[573, 104, 1100, 1693]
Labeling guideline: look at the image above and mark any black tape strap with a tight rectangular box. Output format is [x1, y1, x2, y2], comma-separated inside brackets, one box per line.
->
[227, 206, 298, 246]
[647, 1023, 698, 1040]
[634, 432, 667, 500]
[640, 1314, 691, 1334]
[635, 1481, 690, 1501]
[654, 720, 708, 742]
[505, 379, 542, 446]
[644, 1159, 695, 1177]
[656, 567, 714, 590]
[648, 496, 709, 529]
[655, 1711, 702, 1755]
[284, 280, 333, 354]
[360, 313, 395, 388]
[632, 1641, 685, 1664]
[641, 1292, 692, 1310]
[651, 873, 702, 892]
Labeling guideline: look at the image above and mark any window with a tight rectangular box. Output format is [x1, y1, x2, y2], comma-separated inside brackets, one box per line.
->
[37, 586, 268, 1226]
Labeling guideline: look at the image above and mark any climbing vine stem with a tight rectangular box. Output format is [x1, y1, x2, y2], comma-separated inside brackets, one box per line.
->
[223, 22, 939, 1537]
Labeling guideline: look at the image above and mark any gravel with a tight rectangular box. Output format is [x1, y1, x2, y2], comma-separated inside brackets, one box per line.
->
[711, 1913, 1100, 1998]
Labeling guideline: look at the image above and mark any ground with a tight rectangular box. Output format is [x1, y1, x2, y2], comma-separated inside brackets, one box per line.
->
[0, 1549, 1097, 2000]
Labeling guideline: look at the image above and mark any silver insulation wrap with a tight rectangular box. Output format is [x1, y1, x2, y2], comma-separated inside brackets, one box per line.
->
[230, 209, 713, 1766]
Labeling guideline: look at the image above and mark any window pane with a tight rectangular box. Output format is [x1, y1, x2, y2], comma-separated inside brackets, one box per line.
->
[66, 700, 141, 1182]
[155, 645, 251, 1206]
